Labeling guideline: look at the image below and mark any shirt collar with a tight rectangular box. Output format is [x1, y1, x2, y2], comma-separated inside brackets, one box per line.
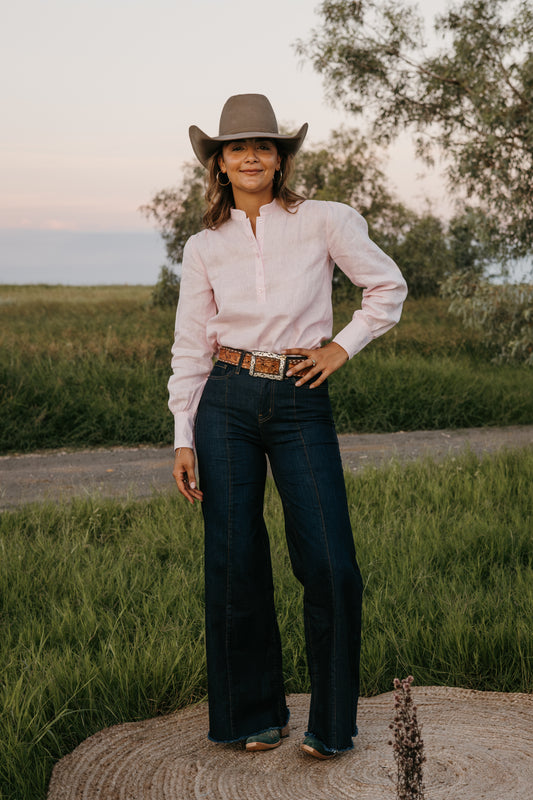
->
[230, 198, 278, 221]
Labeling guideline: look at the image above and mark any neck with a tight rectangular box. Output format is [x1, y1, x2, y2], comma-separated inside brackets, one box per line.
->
[232, 188, 274, 234]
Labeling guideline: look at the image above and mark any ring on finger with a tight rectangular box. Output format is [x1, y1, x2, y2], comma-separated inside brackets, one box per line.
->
[311, 358, 316, 367]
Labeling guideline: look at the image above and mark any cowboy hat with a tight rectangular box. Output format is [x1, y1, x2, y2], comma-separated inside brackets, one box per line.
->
[189, 94, 308, 167]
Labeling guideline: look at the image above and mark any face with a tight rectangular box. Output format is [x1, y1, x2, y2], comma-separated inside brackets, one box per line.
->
[218, 138, 281, 199]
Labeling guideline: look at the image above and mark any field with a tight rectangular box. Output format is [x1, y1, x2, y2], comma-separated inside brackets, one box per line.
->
[1, 285, 532, 799]
[1, 449, 532, 799]
[1, 285, 533, 454]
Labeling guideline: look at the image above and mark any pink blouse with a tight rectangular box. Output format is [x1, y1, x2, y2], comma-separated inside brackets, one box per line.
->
[168, 198, 407, 449]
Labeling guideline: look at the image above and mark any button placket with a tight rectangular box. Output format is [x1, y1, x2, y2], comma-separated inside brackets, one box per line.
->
[255, 218, 266, 303]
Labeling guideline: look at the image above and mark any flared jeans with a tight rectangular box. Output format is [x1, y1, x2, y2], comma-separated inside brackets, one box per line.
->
[195, 360, 363, 752]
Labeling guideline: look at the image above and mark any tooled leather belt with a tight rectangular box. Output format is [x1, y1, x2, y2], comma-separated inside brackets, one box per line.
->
[218, 345, 310, 381]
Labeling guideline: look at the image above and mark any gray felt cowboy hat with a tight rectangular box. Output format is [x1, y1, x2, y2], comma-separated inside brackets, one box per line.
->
[189, 94, 308, 168]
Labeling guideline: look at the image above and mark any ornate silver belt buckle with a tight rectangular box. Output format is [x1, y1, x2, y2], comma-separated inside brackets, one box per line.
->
[249, 350, 286, 380]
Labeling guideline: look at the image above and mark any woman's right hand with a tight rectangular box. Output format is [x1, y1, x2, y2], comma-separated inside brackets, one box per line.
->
[173, 447, 204, 504]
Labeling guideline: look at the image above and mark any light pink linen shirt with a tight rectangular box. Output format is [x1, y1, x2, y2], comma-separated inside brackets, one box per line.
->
[168, 198, 407, 449]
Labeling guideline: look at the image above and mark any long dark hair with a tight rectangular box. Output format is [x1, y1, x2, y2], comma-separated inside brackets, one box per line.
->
[203, 144, 305, 230]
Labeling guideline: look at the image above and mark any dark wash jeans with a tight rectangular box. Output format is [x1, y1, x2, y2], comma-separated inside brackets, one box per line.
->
[195, 360, 363, 752]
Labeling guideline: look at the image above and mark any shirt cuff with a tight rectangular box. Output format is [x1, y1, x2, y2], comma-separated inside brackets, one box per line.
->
[332, 315, 374, 359]
[174, 412, 196, 451]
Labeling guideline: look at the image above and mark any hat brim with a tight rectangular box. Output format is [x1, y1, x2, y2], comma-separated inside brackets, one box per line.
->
[189, 123, 308, 168]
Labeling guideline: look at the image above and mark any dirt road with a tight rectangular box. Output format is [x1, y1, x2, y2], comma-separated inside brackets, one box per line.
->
[2, 425, 531, 511]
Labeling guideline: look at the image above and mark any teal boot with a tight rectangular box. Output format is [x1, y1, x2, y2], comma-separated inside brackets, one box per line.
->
[301, 734, 336, 759]
[245, 724, 290, 752]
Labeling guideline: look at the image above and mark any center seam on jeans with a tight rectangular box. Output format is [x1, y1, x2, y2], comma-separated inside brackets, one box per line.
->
[223, 376, 235, 736]
[292, 388, 338, 748]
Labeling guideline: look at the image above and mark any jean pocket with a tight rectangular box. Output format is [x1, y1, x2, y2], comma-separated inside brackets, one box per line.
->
[208, 362, 231, 380]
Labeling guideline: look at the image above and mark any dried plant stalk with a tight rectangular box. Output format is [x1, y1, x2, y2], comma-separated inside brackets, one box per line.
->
[389, 676, 426, 800]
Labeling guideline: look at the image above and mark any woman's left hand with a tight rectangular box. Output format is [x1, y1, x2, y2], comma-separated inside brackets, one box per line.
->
[283, 341, 349, 388]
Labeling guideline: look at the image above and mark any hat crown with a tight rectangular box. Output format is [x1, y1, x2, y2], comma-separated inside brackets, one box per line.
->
[218, 94, 279, 137]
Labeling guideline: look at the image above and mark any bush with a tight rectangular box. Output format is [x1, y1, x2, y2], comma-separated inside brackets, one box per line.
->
[441, 274, 533, 365]
[151, 265, 180, 309]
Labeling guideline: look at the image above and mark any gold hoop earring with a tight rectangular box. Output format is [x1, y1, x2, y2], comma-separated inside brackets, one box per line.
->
[217, 171, 230, 187]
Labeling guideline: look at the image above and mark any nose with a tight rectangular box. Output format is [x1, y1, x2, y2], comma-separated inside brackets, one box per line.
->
[244, 146, 259, 161]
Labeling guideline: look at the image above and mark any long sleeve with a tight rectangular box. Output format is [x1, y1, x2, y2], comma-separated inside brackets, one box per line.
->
[326, 202, 408, 358]
[167, 199, 407, 450]
[167, 236, 218, 450]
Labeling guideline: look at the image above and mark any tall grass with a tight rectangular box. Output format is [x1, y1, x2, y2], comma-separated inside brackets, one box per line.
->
[1, 287, 532, 453]
[330, 349, 533, 432]
[1, 449, 532, 799]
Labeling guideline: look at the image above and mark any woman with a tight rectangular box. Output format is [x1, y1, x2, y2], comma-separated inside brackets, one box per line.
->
[169, 94, 407, 759]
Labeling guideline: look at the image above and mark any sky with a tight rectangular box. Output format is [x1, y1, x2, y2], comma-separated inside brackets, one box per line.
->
[1, 0, 452, 238]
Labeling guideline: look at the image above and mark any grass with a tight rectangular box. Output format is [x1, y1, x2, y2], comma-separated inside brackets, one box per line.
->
[1, 448, 532, 799]
[1, 286, 532, 453]
[330, 349, 533, 432]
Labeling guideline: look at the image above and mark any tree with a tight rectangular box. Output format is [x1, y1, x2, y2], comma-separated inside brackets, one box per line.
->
[142, 129, 396, 267]
[388, 213, 451, 299]
[142, 128, 482, 301]
[150, 265, 180, 308]
[297, 0, 533, 260]
[292, 128, 394, 224]
[293, 129, 478, 297]
[140, 163, 205, 265]
[292, 128, 419, 297]
[446, 208, 489, 278]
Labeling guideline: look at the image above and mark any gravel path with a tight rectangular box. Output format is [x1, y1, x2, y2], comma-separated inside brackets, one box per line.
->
[1, 425, 532, 511]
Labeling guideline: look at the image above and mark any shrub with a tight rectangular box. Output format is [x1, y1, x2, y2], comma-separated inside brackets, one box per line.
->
[151, 265, 180, 309]
[441, 274, 533, 364]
